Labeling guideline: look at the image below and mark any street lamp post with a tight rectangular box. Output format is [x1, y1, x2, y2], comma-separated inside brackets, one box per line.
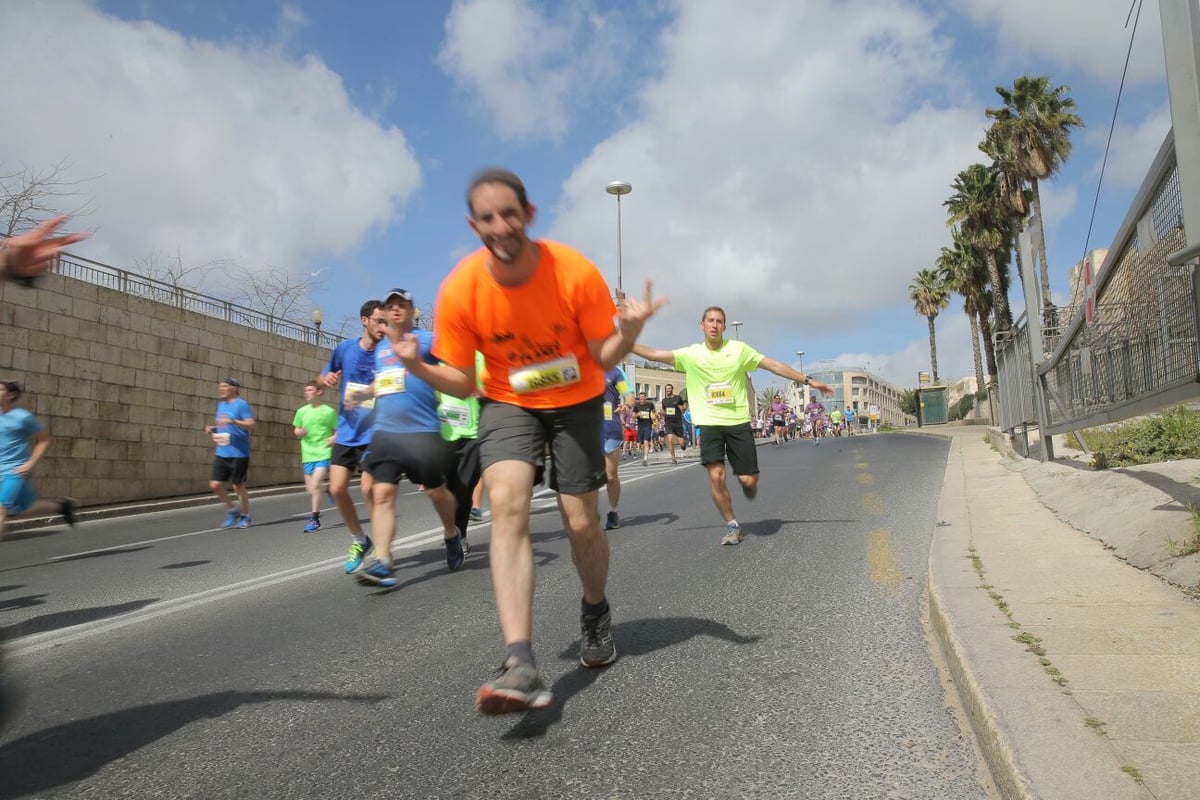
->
[730, 320, 743, 339]
[312, 308, 323, 345]
[606, 180, 632, 297]
[795, 350, 805, 373]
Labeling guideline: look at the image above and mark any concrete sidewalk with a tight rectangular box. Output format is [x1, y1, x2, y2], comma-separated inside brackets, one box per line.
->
[928, 428, 1200, 799]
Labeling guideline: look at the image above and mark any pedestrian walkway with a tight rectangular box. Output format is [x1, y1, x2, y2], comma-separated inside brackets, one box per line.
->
[929, 427, 1200, 800]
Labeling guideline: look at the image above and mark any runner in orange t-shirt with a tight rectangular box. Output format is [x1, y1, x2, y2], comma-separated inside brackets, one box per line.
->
[394, 167, 665, 715]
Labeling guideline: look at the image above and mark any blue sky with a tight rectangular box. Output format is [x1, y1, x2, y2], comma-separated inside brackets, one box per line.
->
[1, 0, 1172, 388]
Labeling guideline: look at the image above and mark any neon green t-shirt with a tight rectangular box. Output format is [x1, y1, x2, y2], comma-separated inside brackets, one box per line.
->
[438, 352, 485, 442]
[673, 340, 765, 426]
[292, 403, 337, 463]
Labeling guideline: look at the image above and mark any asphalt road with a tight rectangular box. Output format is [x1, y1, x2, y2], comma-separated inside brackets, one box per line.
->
[0, 433, 992, 800]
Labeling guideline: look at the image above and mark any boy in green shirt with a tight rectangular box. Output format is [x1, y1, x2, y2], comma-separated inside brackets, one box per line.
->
[292, 381, 338, 532]
[633, 305, 832, 545]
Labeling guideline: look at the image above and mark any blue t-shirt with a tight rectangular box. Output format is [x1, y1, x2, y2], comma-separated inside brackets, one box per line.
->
[372, 330, 440, 434]
[325, 338, 378, 447]
[602, 367, 631, 441]
[0, 408, 41, 474]
[214, 397, 254, 458]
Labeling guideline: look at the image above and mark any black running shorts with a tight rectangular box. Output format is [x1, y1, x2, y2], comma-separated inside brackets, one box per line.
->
[330, 443, 369, 473]
[699, 423, 759, 476]
[210, 456, 249, 486]
[363, 431, 450, 488]
[479, 395, 605, 495]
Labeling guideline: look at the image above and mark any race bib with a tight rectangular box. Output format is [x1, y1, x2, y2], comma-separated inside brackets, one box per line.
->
[509, 355, 581, 394]
[665, 407, 676, 416]
[603, 401, 613, 421]
[375, 367, 406, 397]
[212, 432, 231, 446]
[439, 398, 471, 430]
[345, 381, 375, 409]
[638, 410, 651, 420]
[706, 382, 735, 405]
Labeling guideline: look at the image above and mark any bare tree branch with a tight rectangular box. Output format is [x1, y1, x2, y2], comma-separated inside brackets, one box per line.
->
[0, 159, 96, 237]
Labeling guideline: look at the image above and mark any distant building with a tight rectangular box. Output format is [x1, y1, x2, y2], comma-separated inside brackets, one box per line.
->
[624, 361, 687, 403]
[784, 365, 908, 427]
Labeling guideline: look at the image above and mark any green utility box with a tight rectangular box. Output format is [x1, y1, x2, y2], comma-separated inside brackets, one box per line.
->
[917, 386, 948, 426]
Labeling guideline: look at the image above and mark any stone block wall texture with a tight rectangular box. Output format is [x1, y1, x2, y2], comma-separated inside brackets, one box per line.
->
[0, 272, 331, 508]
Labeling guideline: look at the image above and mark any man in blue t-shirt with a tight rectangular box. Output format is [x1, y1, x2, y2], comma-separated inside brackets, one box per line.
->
[354, 289, 461, 587]
[600, 366, 632, 530]
[0, 380, 76, 539]
[320, 299, 388, 573]
[205, 376, 256, 529]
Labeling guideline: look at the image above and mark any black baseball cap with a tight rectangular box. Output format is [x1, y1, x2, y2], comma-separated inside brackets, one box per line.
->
[220, 376, 240, 387]
[1, 380, 20, 394]
[384, 288, 413, 304]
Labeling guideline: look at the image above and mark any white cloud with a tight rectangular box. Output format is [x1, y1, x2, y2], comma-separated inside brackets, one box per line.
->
[549, 1, 984, 363]
[1097, 101, 1173, 188]
[436, 0, 624, 142]
[0, 1, 421, 283]
[958, 0, 1165, 86]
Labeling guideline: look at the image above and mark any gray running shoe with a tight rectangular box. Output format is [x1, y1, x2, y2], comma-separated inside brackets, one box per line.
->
[476, 658, 552, 715]
[720, 521, 744, 546]
[579, 608, 618, 667]
[604, 510, 620, 530]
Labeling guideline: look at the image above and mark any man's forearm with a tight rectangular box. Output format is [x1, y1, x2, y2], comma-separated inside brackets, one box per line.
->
[408, 360, 475, 398]
[598, 330, 638, 370]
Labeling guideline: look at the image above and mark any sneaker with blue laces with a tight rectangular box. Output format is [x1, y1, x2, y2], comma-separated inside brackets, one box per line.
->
[468, 507, 483, 522]
[357, 558, 397, 588]
[236, 514, 251, 529]
[344, 536, 372, 574]
[445, 531, 465, 572]
[303, 517, 321, 533]
[221, 509, 238, 529]
[720, 521, 744, 546]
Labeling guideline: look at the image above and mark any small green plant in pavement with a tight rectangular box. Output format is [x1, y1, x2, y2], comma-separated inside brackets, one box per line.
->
[1082, 405, 1200, 468]
[1085, 717, 1107, 736]
[1121, 765, 1144, 784]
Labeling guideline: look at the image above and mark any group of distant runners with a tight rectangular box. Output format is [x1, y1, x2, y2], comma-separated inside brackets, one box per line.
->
[0, 171, 836, 724]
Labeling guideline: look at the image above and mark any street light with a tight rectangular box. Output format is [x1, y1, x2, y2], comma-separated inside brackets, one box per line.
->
[795, 350, 805, 373]
[312, 307, 323, 344]
[729, 320, 743, 339]
[606, 180, 632, 297]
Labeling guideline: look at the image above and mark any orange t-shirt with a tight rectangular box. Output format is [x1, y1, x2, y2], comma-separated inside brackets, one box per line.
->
[432, 241, 616, 409]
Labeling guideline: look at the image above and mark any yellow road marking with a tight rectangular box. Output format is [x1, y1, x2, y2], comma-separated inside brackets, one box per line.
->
[862, 493, 884, 516]
[856, 472, 874, 485]
[866, 528, 901, 592]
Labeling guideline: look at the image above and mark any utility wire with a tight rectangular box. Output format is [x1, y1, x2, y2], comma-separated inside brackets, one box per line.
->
[1081, 0, 1144, 261]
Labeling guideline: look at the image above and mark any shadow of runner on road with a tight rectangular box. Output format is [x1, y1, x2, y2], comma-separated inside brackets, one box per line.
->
[0, 598, 159, 638]
[0, 689, 390, 800]
[501, 616, 760, 741]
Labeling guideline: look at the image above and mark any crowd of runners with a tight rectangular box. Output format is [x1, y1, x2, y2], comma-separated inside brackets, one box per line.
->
[1, 171, 839, 722]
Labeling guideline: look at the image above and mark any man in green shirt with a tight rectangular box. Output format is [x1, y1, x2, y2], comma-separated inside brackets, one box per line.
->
[438, 352, 485, 559]
[633, 305, 832, 545]
[292, 381, 338, 532]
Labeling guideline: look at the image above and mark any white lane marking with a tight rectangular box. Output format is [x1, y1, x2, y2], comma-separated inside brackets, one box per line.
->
[14, 461, 692, 657]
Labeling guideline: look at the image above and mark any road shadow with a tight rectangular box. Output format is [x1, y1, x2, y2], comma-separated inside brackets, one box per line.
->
[0, 689, 389, 799]
[0, 594, 46, 613]
[0, 598, 159, 638]
[160, 560, 211, 570]
[0, 528, 63, 542]
[614, 511, 679, 528]
[375, 545, 557, 595]
[501, 616, 760, 740]
[51, 546, 152, 563]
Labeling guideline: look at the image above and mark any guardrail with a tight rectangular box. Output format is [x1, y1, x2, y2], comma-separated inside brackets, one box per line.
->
[53, 253, 339, 350]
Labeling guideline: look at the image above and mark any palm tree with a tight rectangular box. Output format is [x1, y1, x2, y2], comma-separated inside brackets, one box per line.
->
[909, 268, 950, 384]
[985, 75, 1083, 319]
[945, 163, 1014, 333]
[937, 232, 987, 389]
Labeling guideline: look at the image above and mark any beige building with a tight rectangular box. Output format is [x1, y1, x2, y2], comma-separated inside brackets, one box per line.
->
[624, 361, 686, 403]
[785, 365, 908, 427]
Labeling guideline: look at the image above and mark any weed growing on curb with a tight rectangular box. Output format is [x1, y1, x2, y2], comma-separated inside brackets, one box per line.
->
[1121, 765, 1144, 784]
[1085, 717, 1107, 736]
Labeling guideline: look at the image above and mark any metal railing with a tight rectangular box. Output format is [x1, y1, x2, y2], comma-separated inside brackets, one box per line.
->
[994, 129, 1200, 440]
[54, 253, 338, 349]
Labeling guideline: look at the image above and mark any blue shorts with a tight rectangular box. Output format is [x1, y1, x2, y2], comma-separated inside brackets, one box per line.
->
[603, 438, 624, 455]
[303, 460, 331, 476]
[0, 474, 36, 514]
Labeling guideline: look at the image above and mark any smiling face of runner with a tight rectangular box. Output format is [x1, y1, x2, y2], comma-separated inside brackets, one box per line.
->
[467, 181, 537, 266]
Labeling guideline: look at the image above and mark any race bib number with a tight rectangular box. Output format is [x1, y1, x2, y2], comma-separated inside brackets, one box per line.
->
[509, 355, 581, 394]
[603, 401, 613, 421]
[375, 367, 406, 397]
[665, 407, 676, 416]
[638, 410, 651, 420]
[212, 432, 231, 446]
[439, 398, 471, 430]
[705, 382, 735, 405]
[345, 381, 375, 409]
